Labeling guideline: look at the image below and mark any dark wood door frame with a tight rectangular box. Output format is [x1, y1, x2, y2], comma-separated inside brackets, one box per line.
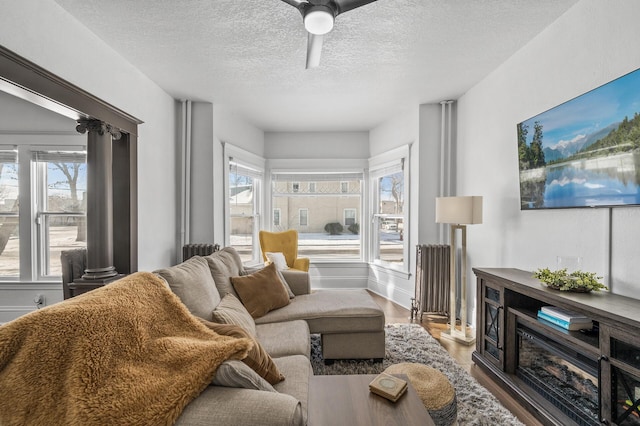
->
[0, 46, 140, 274]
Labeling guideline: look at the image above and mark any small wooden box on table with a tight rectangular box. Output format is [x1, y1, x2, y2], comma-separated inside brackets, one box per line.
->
[308, 374, 434, 426]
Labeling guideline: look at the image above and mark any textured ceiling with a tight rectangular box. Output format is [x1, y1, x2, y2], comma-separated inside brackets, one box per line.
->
[53, 0, 579, 132]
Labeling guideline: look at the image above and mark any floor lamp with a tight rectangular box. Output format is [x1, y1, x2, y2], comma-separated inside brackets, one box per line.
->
[435, 196, 483, 345]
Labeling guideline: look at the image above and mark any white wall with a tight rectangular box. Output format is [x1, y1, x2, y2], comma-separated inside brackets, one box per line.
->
[368, 109, 421, 307]
[212, 106, 264, 244]
[457, 0, 640, 322]
[0, 0, 178, 319]
[188, 102, 215, 245]
[265, 132, 369, 159]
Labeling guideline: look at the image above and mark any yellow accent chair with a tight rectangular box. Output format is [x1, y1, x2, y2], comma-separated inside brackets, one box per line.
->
[259, 229, 310, 272]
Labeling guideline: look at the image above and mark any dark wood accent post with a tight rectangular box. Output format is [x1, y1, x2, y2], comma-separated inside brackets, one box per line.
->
[76, 119, 119, 280]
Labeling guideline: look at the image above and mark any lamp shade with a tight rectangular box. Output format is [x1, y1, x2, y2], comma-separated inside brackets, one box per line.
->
[435, 196, 483, 225]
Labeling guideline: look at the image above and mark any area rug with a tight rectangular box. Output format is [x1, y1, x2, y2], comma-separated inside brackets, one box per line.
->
[310, 323, 524, 426]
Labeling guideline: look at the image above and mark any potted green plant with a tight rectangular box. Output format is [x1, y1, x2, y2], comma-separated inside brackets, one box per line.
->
[533, 268, 608, 292]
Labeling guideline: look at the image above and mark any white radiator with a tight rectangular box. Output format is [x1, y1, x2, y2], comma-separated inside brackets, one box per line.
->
[413, 244, 450, 320]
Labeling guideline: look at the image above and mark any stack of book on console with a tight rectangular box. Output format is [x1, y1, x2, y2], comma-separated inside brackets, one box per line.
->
[537, 306, 593, 331]
[369, 373, 408, 402]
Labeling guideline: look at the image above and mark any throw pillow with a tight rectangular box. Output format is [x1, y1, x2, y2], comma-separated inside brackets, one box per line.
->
[243, 265, 295, 299]
[153, 256, 221, 320]
[200, 320, 285, 385]
[265, 252, 289, 270]
[213, 360, 276, 392]
[204, 247, 244, 299]
[231, 262, 290, 318]
[211, 293, 257, 338]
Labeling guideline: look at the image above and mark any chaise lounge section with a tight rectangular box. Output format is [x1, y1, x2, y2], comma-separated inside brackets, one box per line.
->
[155, 246, 386, 425]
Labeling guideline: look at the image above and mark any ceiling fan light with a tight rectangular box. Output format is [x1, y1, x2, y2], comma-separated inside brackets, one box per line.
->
[304, 9, 334, 35]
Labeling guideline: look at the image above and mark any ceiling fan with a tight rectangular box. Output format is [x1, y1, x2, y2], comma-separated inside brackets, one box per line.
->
[281, 0, 377, 69]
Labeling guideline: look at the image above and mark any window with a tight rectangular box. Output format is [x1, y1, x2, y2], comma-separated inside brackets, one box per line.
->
[226, 150, 263, 264]
[0, 145, 87, 281]
[344, 208, 356, 226]
[0, 147, 19, 277]
[273, 208, 281, 227]
[340, 181, 349, 193]
[370, 147, 409, 271]
[299, 208, 308, 226]
[34, 150, 87, 278]
[292, 182, 300, 193]
[271, 171, 363, 260]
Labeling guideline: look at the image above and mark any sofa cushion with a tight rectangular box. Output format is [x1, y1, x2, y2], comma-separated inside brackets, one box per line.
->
[175, 387, 303, 426]
[212, 360, 276, 392]
[280, 270, 310, 296]
[254, 290, 385, 334]
[204, 247, 244, 299]
[273, 355, 312, 425]
[211, 294, 257, 338]
[153, 256, 220, 320]
[231, 263, 290, 319]
[256, 320, 310, 359]
[201, 321, 285, 385]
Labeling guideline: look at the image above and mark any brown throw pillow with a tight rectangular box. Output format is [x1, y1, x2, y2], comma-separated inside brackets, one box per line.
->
[230, 263, 290, 319]
[199, 319, 285, 385]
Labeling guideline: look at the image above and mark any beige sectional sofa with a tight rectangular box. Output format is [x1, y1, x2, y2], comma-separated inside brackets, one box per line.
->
[154, 247, 385, 426]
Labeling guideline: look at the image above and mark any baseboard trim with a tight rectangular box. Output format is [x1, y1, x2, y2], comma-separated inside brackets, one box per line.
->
[367, 278, 413, 310]
[311, 276, 368, 289]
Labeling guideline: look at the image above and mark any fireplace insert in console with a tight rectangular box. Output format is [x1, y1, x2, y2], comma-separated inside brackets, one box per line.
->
[517, 323, 599, 426]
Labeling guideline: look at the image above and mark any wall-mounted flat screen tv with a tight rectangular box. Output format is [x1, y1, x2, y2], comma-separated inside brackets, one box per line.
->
[518, 68, 640, 210]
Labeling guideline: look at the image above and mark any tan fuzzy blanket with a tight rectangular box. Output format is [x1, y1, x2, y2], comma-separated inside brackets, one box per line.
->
[0, 272, 252, 426]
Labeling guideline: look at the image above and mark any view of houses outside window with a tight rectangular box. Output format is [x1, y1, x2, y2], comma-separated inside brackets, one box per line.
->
[0, 148, 87, 278]
[375, 171, 404, 265]
[271, 174, 362, 260]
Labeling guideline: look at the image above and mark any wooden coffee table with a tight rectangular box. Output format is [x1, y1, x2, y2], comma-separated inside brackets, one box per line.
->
[308, 374, 435, 426]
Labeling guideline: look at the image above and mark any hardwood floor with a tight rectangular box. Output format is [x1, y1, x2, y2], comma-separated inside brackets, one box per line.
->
[368, 291, 542, 426]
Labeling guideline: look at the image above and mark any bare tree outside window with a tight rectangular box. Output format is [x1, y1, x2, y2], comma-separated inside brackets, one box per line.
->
[377, 171, 404, 265]
[40, 157, 87, 276]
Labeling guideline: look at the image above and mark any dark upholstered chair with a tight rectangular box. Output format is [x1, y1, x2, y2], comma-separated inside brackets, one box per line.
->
[60, 249, 87, 300]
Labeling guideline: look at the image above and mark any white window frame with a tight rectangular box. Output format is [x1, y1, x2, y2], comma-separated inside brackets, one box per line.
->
[0, 145, 20, 280]
[292, 182, 300, 193]
[340, 181, 349, 193]
[308, 182, 316, 193]
[267, 158, 367, 262]
[33, 148, 87, 280]
[223, 142, 265, 265]
[369, 145, 410, 273]
[0, 139, 86, 283]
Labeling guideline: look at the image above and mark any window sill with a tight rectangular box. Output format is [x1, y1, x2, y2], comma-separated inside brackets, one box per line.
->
[0, 281, 62, 289]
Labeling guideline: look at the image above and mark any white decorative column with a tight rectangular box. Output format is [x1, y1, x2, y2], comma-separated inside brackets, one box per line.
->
[75, 118, 120, 281]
